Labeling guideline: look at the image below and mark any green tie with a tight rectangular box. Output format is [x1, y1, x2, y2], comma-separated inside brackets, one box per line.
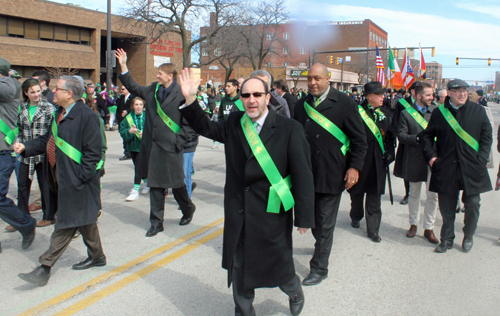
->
[252, 121, 259, 129]
[314, 98, 321, 107]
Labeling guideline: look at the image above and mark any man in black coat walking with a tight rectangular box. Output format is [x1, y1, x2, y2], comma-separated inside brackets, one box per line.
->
[15, 76, 105, 286]
[178, 69, 315, 316]
[274, 78, 297, 117]
[294, 63, 367, 286]
[115, 86, 135, 160]
[420, 79, 492, 253]
[349, 82, 395, 242]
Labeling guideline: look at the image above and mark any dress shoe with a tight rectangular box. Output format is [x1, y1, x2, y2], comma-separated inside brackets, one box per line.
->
[146, 225, 164, 237]
[424, 229, 439, 244]
[406, 225, 417, 238]
[22, 227, 36, 250]
[36, 219, 55, 227]
[5, 225, 16, 232]
[351, 220, 360, 229]
[119, 155, 131, 161]
[179, 204, 196, 226]
[72, 256, 107, 270]
[289, 286, 305, 316]
[18, 266, 50, 286]
[462, 236, 473, 253]
[302, 272, 327, 286]
[434, 242, 453, 253]
[369, 233, 382, 242]
[400, 196, 409, 205]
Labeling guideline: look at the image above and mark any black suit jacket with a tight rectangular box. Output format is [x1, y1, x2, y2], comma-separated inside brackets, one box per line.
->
[181, 103, 315, 290]
[115, 93, 135, 124]
[282, 92, 297, 118]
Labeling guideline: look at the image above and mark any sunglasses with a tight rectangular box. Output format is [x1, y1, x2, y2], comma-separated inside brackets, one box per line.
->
[240, 92, 267, 99]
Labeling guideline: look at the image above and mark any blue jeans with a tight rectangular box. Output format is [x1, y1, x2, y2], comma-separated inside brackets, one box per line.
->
[0, 152, 35, 236]
[183, 152, 194, 199]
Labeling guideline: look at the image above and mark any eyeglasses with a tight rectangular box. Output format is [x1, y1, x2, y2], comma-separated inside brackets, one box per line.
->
[240, 92, 267, 99]
[449, 90, 467, 95]
[55, 87, 68, 92]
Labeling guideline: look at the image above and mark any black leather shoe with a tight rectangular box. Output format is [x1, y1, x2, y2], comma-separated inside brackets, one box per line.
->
[400, 196, 409, 205]
[146, 225, 164, 237]
[72, 256, 107, 270]
[435, 242, 453, 253]
[22, 227, 36, 250]
[351, 220, 360, 228]
[462, 236, 473, 253]
[302, 272, 327, 286]
[289, 285, 305, 316]
[179, 204, 196, 226]
[369, 233, 382, 242]
[18, 266, 50, 286]
[119, 155, 131, 161]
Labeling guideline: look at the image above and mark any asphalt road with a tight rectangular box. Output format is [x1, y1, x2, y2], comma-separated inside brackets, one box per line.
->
[1, 103, 500, 316]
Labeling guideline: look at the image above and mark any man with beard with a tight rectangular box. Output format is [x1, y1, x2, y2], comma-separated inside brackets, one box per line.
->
[419, 79, 492, 253]
[218, 79, 241, 121]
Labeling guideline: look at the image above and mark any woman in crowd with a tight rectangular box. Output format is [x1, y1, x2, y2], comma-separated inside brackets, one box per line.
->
[107, 89, 117, 131]
[119, 97, 148, 201]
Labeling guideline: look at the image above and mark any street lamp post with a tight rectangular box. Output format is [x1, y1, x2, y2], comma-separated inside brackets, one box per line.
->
[106, 0, 112, 92]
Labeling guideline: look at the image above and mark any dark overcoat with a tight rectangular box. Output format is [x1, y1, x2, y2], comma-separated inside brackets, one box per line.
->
[419, 97, 492, 195]
[119, 73, 194, 188]
[180, 103, 315, 290]
[282, 92, 297, 118]
[397, 103, 436, 182]
[293, 87, 367, 194]
[393, 96, 413, 178]
[115, 93, 135, 125]
[349, 103, 395, 195]
[23, 101, 102, 229]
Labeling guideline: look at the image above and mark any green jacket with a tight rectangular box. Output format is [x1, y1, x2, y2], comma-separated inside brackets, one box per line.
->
[217, 92, 241, 121]
[119, 112, 144, 152]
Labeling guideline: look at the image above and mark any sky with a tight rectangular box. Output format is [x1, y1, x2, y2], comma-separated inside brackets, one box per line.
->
[50, 0, 500, 85]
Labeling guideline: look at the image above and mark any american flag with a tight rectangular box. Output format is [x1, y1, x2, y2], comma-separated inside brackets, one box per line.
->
[375, 46, 386, 87]
[401, 48, 415, 89]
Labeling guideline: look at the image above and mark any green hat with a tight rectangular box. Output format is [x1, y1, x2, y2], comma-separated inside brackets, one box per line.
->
[9, 69, 21, 79]
[0, 57, 10, 76]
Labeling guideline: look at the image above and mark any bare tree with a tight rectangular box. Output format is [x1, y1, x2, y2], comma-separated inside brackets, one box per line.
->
[44, 66, 79, 79]
[120, 0, 240, 68]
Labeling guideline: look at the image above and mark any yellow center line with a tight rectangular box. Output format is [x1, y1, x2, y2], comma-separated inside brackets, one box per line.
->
[18, 218, 224, 316]
[53, 228, 224, 316]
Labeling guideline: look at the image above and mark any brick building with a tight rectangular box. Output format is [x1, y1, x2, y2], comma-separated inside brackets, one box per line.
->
[200, 19, 388, 90]
[0, 0, 186, 87]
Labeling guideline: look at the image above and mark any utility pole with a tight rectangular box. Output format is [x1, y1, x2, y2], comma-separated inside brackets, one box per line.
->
[340, 59, 344, 89]
[106, 0, 112, 92]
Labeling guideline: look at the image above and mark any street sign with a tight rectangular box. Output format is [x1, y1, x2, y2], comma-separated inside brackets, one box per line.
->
[345, 56, 351, 62]
[290, 70, 332, 77]
[487, 80, 494, 84]
[339, 58, 343, 64]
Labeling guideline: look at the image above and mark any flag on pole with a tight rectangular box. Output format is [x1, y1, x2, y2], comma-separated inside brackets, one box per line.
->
[386, 47, 404, 90]
[401, 48, 415, 89]
[418, 46, 427, 79]
[375, 46, 386, 87]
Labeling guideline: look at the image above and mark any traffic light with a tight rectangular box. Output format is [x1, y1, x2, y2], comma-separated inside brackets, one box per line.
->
[488, 58, 491, 66]
[329, 56, 334, 64]
[431, 48, 435, 57]
[476, 81, 478, 85]
[336, 57, 340, 65]
[456, 57, 459, 65]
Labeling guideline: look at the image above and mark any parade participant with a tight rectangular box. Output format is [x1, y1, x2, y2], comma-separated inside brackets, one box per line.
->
[294, 63, 367, 286]
[178, 68, 314, 316]
[16, 75, 105, 286]
[116, 86, 135, 161]
[397, 82, 438, 243]
[420, 79, 492, 253]
[32, 70, 54, 104]
[218, 79, 241, 121]
[120, 97, 148, 201]
[16, 79, 56, 227]
[349, 82, 395, 242]
[115, 48, 196, 237]
[435, 89, 447, 106]
[274, 78, 296, 117]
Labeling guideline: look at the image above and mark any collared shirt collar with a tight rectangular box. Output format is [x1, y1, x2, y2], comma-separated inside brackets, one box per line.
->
[414, 101, 425, 112]
[64, 102, 76, 117]
[449, 101, 459, 110]
[313, 86, 331, 104]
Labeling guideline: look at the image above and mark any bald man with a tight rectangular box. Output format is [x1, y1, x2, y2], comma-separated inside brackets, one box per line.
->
[294, 63, 367, 286]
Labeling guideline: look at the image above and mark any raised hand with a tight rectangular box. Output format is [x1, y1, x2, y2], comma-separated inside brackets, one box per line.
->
[114, 48, 128, 73]
[177, 68, 201, 106]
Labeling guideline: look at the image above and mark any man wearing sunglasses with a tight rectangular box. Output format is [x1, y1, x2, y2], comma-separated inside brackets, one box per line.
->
[419, 79, 492, 253]
[178, 69, 314, 316]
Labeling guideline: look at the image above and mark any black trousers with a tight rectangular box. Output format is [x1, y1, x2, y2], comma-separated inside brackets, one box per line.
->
[310, 193, 341, 276]
[232, 238, 302, 316]
[349, 193, 382, 236]
[17, 162, 48, 219]
[438, 191, 480, 244]
[130, 151, 141, 185]
[149, 185, 194, 227]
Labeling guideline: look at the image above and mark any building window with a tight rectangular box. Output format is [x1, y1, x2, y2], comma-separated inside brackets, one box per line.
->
[283, 62, 288, 66]
[40, 22, 53, 41]
[266, 33, 272, 40]
[8, 18, 24, 37]
[202, 48, 208, 56]
[283, 47, 288, 55]
[283, 32, 289, 40]
[0, 16, 6, 36]
[299, 47, 306, 55]
[214, 48, 221, 56]
[299, 62, 307, 66]
[24, 21, 39, 39]
[370, 31, 373, 41]
[266, 62, 272, 67]
[54, 24, 67, 42]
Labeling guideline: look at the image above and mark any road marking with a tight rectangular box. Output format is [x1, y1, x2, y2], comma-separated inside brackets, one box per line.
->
[18, 218, 224, 316]
[53, 228, 224, 316]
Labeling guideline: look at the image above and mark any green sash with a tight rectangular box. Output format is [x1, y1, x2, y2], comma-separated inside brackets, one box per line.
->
[400, 99, 428, 130]
[51, 115, 103, 170]
[0, 119, 18, 145]
[234, 99, 244, 111]
[358, 105, 385, 155]
[154, 84, 180, 133]
[125, 114, 142, 140]
[304, 101, 350, 155]
[240, 114, 294, 214]
[438, 106, 479, 152]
